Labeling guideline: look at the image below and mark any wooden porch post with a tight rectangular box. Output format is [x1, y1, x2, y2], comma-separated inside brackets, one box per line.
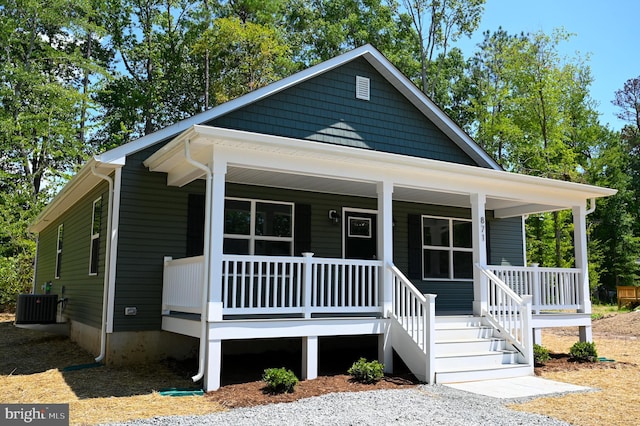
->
[208, 157, 227, 322]
[471, 193, 488, 316]
[377, 180, 394, 372]
[572, 203, 593, 342]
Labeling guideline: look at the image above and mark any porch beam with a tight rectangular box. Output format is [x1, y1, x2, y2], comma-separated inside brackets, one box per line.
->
[471, 193, 488, 316]
[493, 203, 565, 219]
[572, 203, 592, 342]
[213, 145, 592, 209]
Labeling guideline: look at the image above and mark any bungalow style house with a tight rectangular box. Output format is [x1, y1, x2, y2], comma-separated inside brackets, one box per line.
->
[30, 45, 615, 391]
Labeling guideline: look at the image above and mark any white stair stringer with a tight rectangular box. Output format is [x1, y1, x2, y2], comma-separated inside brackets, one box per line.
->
[433, 316, 533, 383]
[389, 318, 429, 382]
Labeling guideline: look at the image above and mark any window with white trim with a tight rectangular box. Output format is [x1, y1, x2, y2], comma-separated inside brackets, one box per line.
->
[223, 198, 294, 256]
[89, 197, 102, 275]
[55, 224, 63, 279]
[422, 215, 473, 280]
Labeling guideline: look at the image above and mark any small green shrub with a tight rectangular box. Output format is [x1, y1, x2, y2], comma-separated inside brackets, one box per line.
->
[347, 358, 384, 384]
[569, 341, 598, 362]
[262, 367, 298, 394]
[533, 344, 551, 365]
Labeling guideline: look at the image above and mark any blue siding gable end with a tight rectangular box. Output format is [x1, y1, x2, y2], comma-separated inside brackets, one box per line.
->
[208, 58, 478, 166]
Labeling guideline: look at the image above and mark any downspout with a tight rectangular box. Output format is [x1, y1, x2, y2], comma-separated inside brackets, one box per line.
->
[586, 198, 596, 215]
[91, 165, 114, 363]
[183, 139, 212, 383]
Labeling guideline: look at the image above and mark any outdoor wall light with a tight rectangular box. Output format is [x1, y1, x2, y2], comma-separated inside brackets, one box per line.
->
[328, 209, 341, 223]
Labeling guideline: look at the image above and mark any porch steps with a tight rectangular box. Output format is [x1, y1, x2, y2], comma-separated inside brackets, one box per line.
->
[434, 315, 532, 383]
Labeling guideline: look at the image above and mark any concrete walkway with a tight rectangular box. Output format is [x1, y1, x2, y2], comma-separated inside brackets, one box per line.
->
[444, 376, 593, 399]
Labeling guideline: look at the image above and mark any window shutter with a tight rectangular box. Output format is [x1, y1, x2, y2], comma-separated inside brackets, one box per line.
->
[186, 194, 205, 257]
[408, 214, 422, 279]
[294, 204, 312, 256]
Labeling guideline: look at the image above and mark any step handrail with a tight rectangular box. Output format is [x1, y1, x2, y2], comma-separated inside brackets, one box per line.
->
[388, 264, 436, 383]
[476, 264, 533, 365]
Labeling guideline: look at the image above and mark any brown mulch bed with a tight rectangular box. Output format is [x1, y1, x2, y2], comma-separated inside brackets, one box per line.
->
[207, 373, 419, 408]
[534, 353, 636, 374]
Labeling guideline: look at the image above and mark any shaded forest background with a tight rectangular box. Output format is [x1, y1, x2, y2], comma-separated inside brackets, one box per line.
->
[1, 0, 639, 308]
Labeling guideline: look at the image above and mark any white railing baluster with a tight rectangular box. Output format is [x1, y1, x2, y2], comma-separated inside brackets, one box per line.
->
[488, 264, 582, 311]
[222, 259, 229, 308]
[478, 264, 533, 366]
[162, 256, 204, 314]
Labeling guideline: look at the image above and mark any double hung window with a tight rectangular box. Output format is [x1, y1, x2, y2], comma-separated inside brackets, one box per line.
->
[422, 215, 473, 280]
[224, 198, 293, 256]
[89, 197, 102, 275]
[55, 224, 63, 279]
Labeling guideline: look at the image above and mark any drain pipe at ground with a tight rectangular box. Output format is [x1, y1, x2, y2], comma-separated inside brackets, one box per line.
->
[183, 140, 212, 383]
[91, 164, 114, 363]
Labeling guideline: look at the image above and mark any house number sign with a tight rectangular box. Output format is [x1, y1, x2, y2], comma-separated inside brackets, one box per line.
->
[480, 216, 485, 242]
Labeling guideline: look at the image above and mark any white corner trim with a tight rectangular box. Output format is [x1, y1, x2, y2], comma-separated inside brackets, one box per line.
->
[106, 167, 122, 334]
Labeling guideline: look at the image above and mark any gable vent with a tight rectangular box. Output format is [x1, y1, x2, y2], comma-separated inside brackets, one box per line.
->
[355, 76, 370, 101]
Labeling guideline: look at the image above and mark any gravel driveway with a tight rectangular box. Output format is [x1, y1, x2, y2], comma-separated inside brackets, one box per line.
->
[103, 385, 569, 426]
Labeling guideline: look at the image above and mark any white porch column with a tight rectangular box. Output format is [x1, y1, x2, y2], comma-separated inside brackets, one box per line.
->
[301, 336, 318, 380]
[377, 180, 394, 316]
[573, 203, 592, 342]
[377, 180, 394, 373]
[471, 193, 488, 316]
[204, 338, 222, 391]
[208, 157, 227, 322]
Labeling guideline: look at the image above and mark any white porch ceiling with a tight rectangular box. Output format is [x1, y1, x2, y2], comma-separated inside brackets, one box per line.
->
[144, 125, 616, 219]
[226, 166, 560, 215]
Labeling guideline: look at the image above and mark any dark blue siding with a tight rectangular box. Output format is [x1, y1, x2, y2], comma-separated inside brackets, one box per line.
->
[489, 216, 525, 266]
[208, 58, 478, 166]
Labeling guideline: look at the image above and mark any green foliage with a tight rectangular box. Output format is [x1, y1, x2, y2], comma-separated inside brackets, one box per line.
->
[0, 255, 33, 311]
[569, 341, 598, 362]
[262, 367, 299, 393]
[347, 358, 384, 384]
[587, 132, 640, 295]
[533, 344, 551, 365]
[194, 16, 294, 104]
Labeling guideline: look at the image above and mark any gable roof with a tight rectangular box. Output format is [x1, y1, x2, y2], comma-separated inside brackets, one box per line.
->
[96, 44, 500, 169]
[31, 44, 504, 232]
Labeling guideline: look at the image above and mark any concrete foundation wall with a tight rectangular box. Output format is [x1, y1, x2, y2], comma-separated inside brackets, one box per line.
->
[70, 320, 197, 365]
[106, 331, 198, 365]
[70, 320, 101, 357]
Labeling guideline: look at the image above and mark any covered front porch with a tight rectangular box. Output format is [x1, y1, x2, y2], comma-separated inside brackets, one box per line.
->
[144, 125, 614, 389]
[160, 253, 592, 389]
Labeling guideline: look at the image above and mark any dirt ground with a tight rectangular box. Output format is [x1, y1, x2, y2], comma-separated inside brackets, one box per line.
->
[2, 310, 639, 425]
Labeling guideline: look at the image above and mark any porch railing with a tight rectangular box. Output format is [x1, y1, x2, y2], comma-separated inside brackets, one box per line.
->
[389, 264, 436, 383]
[390, 265, 431, 350]
[162, 254, 383, 317]
[477, 264, 532, 365]
[162, 256, 204, 314]
[488, 265, 582, 312]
